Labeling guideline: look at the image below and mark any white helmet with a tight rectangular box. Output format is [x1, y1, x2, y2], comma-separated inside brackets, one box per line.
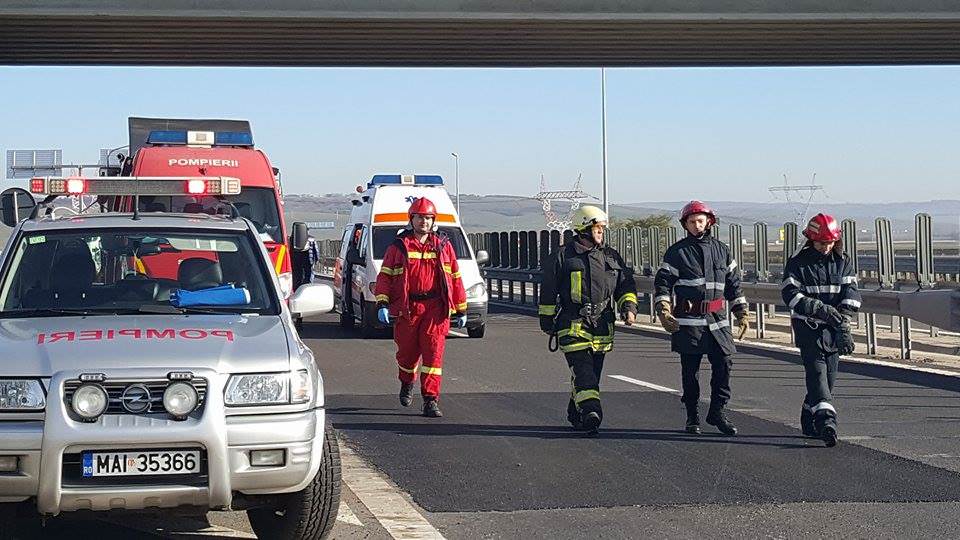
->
[571, 205, 608, 232]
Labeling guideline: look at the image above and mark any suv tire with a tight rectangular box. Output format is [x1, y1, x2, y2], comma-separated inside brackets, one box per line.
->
[247, 423, 342, 540]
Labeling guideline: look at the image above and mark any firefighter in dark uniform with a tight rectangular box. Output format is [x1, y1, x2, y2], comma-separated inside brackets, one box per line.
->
[538, 206, 638, 435]
[654, 201, 749, 436]
[781, 213, 860, 447]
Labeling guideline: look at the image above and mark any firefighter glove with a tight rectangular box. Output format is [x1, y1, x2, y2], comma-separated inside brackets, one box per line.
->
[454, 314, 468, 329]
[539, 315, 556, 335]
[734, 309, 750, 340]
[836, 321, 856, 355]
[815, 303, 844, 327]
[655, 300, 680, 333]
[377, 307, 391, 325]
[622, 310, 636, 326]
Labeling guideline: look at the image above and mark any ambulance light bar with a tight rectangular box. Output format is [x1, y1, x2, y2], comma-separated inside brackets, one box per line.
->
[29, 176, 242, 196]
[368, 174, 443, 188]
[146, 130, 254, 147]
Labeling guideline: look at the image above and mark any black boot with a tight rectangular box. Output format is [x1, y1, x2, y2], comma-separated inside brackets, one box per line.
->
[706, 406, 738, 436]
[685, 405, 701, 434]
[816, 414, 839, 447]
[582, 411, 601, 435]
[567, 400, 582, 429]
[399, 382, 414, 407]
[800, 407, 819, 438]
[422, 398, 443, 418]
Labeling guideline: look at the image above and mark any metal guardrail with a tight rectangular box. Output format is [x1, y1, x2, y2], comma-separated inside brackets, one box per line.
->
[470, 221, 960, 360]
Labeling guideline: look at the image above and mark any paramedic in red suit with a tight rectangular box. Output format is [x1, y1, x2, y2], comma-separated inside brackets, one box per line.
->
[374, 197, 468, 418]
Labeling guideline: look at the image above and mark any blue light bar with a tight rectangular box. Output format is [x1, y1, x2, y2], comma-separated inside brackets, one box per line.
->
[214, 131, 254, 146]
[368, 174, 444, 188]
[147, 130, 188, 145]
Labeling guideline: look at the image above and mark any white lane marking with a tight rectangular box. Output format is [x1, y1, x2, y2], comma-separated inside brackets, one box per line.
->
[448, 330, 468, 338]
[340, 444, 445, 540]
[336, 501, 364, 526]
[608, 374, 678, 393]
[168, 528, 256, 538]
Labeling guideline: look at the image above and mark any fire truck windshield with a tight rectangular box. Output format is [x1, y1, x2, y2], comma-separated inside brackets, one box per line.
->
[136, 187, 282, 243]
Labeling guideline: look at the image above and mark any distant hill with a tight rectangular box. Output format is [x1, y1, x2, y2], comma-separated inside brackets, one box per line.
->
[284, 193, 960, 242]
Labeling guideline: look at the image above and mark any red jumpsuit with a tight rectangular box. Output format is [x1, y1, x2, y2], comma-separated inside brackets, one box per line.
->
[374, 231, 467, 399]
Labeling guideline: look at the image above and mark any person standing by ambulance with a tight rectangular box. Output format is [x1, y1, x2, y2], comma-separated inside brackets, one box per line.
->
[538, 205, 638, 435]
[374, 197, 468, 418]
[781, 213, 860, 447]
[654, 201, 749, 436]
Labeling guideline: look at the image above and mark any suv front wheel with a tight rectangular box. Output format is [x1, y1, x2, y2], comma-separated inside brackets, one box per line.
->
[247, 423, 342, 539]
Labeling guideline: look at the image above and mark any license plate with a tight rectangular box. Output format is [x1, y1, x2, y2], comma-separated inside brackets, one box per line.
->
[81, 450, 200, 477]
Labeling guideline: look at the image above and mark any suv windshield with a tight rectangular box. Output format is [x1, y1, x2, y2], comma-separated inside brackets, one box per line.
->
[136, 187, 282, 243]
[0, 228, 279, 316]
[371, 226, 471, 260]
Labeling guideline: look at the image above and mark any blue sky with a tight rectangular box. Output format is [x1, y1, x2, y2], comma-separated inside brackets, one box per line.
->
[1, 66, 958, 204]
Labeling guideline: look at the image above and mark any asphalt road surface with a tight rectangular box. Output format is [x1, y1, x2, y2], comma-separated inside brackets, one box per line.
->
[15, 304, 960, 539]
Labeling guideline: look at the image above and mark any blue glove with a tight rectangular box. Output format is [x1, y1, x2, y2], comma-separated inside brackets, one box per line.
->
[454, 314, 467, 329]
[377, 307, 391, 325]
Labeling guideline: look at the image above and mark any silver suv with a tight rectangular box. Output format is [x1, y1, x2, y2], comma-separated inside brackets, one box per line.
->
[0, 184, 340, 539]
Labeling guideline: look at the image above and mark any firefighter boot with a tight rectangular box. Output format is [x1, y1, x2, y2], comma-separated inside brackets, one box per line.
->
[423, 398, 443, 418]
[567, 399, 583, 430]
[706, 405, 738, 436]
[685, 404, 701, 435]
[816, 414, 838, 447]
[800, 407, 819, 438]
[399, 382, 415, 407]
[582, 411, 601, 436]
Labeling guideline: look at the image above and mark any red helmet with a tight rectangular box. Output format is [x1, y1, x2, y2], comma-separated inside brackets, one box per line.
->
[679, 200, 716, 227]
[803, 213, 842, 242]
[408, 197, 437, 219]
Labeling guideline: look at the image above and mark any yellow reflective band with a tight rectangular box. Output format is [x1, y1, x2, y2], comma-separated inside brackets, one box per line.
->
[617, 292, 638, 307]
[407, 251, 438, 259]
[398, 363, 419, 374]
[557, 321, 594, 341]
[574, 389, 601, 403]
[443, 264, 452, 273]
[451, 271, 462, 279]
[134, 257, 146, 274]
[420, 366, 442, 376]
[560, 341, 593, 353]
[456, 302, 468, 312]
[538, 304, 557, 316]
[570, 270, 582, 303]
[379, 266, 404, 276]
[375, 294, 390, 303]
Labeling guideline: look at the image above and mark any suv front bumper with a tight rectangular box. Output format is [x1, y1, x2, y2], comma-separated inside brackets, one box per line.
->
[0, 369, 325, 516]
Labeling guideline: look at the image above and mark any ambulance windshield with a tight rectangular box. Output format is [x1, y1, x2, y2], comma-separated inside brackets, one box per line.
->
[371, 226, 471, 260]
[0, 228, 279, 316]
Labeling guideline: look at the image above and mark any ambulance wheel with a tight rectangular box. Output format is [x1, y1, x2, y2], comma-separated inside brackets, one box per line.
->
[247, 423, 342, 540]
[339, 307, 354, 329]
[467, 324, 486, 338]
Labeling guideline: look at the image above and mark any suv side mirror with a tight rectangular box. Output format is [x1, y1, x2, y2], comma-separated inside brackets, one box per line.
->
[290, 283, 335, 318]
[346, 247, 365, 266]
[475, 250, 489, 265]
[291, 222, 309, 251]
[0, 188, 37, 227]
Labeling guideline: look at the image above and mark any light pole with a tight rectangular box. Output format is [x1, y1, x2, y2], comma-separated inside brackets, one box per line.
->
[451, 152, 460, 215]
[601, 67, 609, 219]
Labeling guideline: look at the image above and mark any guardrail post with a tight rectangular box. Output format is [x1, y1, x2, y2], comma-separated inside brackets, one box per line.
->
[754, 222, 769, 338]
[518, 231, 529, 304]
[841, 219, 859, 329]
[528, 231, 539, 304]
[900, 316, 912, 359]
[866, 313, 877, 355]
[508, 231, 519, 302]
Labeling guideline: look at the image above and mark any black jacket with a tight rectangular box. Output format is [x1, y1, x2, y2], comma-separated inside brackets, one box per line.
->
[538, 236, 638, 350]
[653, 232, 746, 356]
[782, 245, 861, 353]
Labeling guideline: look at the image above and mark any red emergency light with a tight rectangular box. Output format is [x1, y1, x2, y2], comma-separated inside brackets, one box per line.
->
[29, 176, 242, 196]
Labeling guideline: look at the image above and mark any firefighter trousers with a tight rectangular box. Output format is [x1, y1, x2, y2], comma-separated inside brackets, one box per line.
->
[800, 346, 839, 429]
[679, 335, 733, 414]
[564, 348, 606, 423]
[394, 298, 450, 400]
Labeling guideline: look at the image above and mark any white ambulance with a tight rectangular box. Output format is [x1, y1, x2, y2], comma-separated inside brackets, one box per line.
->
[334, 174, 489, 338]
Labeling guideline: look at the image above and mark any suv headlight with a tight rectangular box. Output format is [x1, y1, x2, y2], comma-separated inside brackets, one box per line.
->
[225, 370, 311, 406]
[466, 282, 486, 300]
[0, 379, 46, 411]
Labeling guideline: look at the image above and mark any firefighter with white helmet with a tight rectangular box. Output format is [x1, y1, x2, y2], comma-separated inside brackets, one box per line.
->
[653, 201, 749, 436]
[538, 205, 638, 434]
[781, 213, 861, 447]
